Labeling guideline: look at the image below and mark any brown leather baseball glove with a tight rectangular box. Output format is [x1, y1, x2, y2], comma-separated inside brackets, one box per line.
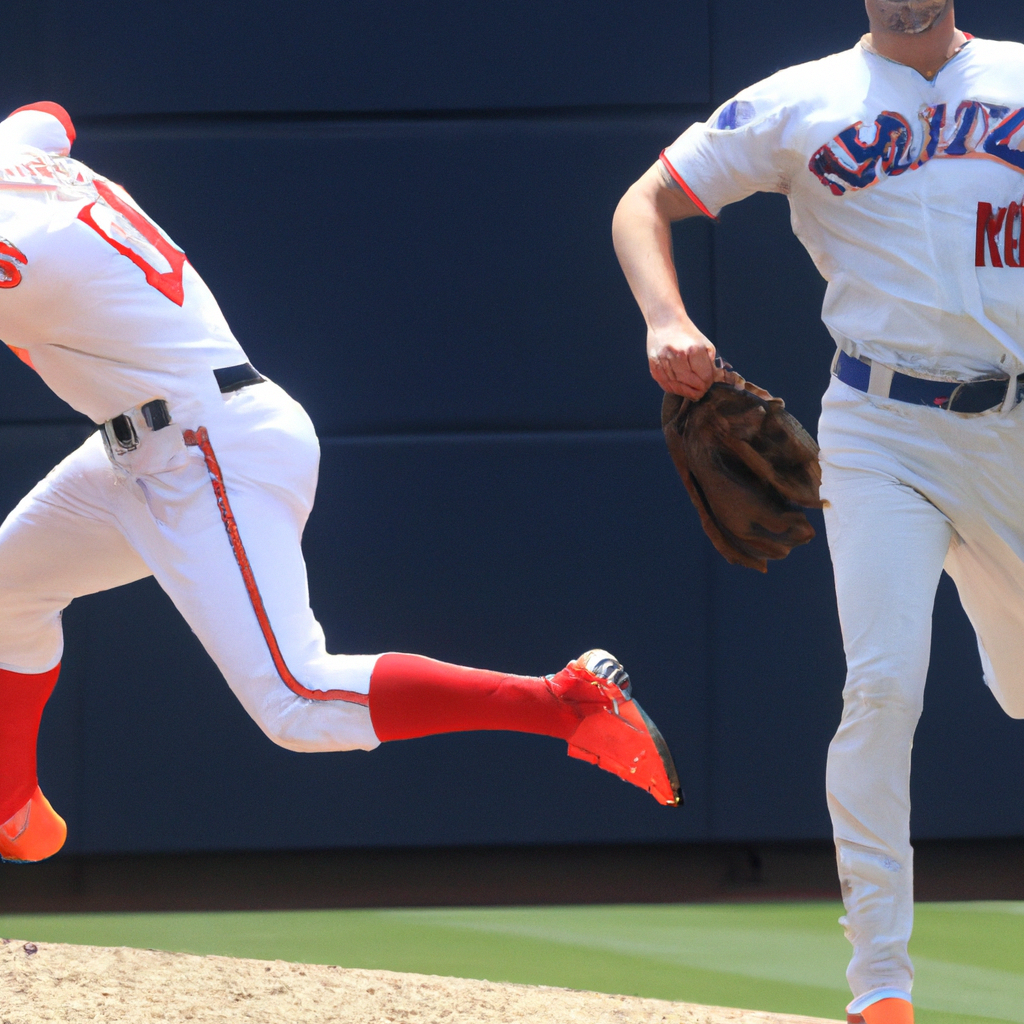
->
[661, 368, 823, 573]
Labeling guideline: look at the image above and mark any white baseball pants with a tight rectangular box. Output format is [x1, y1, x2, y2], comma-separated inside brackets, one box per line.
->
[0, 380, 381, 752]
[819, 375, 1024, 1012]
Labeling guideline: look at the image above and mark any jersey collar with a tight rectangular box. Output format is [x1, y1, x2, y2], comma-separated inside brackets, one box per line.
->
[858, 31, 973, 81]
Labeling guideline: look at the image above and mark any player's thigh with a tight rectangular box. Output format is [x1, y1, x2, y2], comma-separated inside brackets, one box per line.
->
[939, 401, 1024, 717]
[0, 433, 152, 666]
[126, 438, 329, 703]
[945, 529, 1024, 717]
[821, 455, 952, 708]
[0, 431, 152, 597]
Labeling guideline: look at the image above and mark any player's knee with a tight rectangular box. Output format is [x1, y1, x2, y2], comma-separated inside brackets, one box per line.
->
[836, 841, 909, 891]
[259, 724, 318, 753]
[246, 692, 379, 753]
[0, 600, 63, 672]
[841, 668, 924, 718]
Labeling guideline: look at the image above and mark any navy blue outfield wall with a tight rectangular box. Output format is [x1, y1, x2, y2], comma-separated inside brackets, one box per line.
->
[2, 0, 1023, 856]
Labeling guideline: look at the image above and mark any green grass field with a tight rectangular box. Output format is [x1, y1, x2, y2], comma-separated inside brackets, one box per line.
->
[0, 902, 1021, 1024]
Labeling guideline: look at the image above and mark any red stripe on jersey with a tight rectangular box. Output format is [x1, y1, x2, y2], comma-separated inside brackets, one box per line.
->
[659, 152, 716, 219]
[9, 102, 76, 147]
[183, 426, 370, 708]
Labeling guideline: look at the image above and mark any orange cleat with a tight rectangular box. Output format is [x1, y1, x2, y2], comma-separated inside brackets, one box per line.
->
[0, 785, 67, 862]
[548, 650, 682, 806]
[857, 999, 913, 1024]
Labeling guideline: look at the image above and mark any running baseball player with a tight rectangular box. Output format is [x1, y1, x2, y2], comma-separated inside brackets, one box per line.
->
[0, 102, 681, 864]
[613, 2, 1021, 1022]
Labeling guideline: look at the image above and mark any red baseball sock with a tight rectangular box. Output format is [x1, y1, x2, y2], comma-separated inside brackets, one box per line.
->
[368, 653, 580, 742]
[0, 664, 61, 824]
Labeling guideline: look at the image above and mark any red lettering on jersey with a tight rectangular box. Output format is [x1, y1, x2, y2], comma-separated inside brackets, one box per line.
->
[77, 178, 187, 305]
[0, 237, 27, 288]
[1005, 202, 1023, 268]
[976, 200, 1024, 268]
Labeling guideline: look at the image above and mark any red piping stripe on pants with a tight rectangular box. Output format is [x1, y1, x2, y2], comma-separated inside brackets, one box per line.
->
[183, 426, 370, 708]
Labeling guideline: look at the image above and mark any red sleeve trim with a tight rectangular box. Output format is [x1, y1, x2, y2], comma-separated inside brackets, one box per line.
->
[9, 102, 76, 147]
[962, 32, 974, 40]
[659, 151, 715, 219]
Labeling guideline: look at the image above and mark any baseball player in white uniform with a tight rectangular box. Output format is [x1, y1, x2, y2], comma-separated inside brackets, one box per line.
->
[613, 2, 1023, 1022]
[0, 101, 681, 864]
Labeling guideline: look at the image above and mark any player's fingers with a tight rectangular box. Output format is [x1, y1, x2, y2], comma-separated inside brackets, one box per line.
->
[677, 373, 712, 399]
[671, 351, 715, 395]
[649, 358, 684, 395]
[649, 358, 674, 390]
[650, 357, 709, 399]
[686, 344, 717, 388]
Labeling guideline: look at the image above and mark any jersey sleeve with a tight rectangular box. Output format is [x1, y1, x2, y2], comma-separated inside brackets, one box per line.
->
[661, 76, 798, 218]
[0, 103, 75, 157]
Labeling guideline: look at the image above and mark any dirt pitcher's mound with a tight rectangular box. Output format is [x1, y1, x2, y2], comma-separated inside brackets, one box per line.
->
[0, 937, 842, 1024]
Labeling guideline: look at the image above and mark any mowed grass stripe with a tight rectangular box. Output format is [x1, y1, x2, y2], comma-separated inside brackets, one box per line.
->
[0, 902, 1020, 1024]
[391, 906, 1024, 1023]
[913, 904, 1024, 973]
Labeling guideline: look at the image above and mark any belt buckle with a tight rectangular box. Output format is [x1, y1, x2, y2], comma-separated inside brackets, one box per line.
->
[945, 377, 1010, 414]
[100, 399, 171, 457]
[140, 398, 172, 430]
[102, 413, 140, 456]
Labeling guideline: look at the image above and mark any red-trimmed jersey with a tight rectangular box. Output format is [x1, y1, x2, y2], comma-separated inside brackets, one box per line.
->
[662, 37, 1024, 379]
[0, 104, 249, 423]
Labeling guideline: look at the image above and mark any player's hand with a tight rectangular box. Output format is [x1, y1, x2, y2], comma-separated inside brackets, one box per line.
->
[647, 323, 723, 400]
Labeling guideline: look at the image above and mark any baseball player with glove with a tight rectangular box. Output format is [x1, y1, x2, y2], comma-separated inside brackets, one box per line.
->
[0, 101, 681, 864]
[614, 1, 1023, 1021]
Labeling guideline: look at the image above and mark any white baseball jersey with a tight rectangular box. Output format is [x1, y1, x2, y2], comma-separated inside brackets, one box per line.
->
[662, 36, 1024, 380]
[0, 106, 249, 424]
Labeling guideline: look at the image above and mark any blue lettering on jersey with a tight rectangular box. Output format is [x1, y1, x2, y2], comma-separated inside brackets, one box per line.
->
[810, 101, 1024, 194]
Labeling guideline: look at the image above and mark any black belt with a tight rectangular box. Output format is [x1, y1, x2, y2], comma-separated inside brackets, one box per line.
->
[102, 363, 265, 454]
[834, 349, 1024, 414]
[214, 362, 265, 393]
[103, 398, 172, 453]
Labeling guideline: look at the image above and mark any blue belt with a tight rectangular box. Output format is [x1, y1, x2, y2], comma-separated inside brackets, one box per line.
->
[833, 349, 1024, 414]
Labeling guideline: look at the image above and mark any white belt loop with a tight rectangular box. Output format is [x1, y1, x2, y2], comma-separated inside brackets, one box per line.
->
[1000, 372, 1019, 415]
[867, 361, 895, 398]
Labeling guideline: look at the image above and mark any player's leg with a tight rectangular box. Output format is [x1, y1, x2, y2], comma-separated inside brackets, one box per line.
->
[941, 415, 1024, 719]
[819, 387, 954, 1020]
[0, 433, 152, 860]
[367, 648, 680, 806]
[112, 384, 679, 805]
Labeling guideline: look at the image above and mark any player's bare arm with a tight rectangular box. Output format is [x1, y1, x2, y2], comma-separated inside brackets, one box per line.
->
[612, 161, 722, 400]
